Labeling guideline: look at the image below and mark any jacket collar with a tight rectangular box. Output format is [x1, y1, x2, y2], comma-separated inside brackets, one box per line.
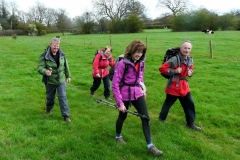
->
[45, 47, 64, 60]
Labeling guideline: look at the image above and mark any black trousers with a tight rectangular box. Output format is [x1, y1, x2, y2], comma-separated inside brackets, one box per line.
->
[90, 75, 110, 98]
[116, 96, 152, 144]
[159, 92, 196, 125]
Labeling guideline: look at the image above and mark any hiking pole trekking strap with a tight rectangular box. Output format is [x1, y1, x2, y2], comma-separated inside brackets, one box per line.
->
[95, 98, 150, 120]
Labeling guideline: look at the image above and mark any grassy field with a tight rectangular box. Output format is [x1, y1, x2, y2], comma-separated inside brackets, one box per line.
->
[0, 29, 240, 160]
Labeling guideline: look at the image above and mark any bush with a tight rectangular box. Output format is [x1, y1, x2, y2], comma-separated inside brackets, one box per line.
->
[40, 30, 47, 35]
[0, 30, 25, 36]
[125, 14, 144, 33]
[12, 34, 17, 39]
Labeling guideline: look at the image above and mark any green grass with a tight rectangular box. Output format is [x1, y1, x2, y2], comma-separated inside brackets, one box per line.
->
[0, 29, 240, 159]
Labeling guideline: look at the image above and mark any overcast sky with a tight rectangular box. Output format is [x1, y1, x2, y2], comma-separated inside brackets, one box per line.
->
[13, 0, 240, 19]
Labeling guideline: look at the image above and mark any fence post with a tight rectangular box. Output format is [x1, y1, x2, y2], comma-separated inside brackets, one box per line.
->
[210, 40, 213, 58]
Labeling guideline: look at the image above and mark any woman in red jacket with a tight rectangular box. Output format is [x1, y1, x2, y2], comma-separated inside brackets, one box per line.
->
[159, 41, 201, 131]
[90, 46, 115, 100]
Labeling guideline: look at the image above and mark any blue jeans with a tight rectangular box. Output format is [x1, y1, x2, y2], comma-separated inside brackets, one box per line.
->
[45, 82, 70, 117]
[90, 75, 110, 98]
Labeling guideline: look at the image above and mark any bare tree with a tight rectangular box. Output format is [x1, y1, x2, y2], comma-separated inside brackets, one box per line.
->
[73, 12, 95, 34]
[92, 0, 130, 33]
[96, 17, 109, 33]
[126, 0, 146, 19]
[93, 0, 128, 21]
[44, 8, 56, 27]
[157, 0, 189, 17]
[27, 7, 38, 22]
[92, 0, 146, 33]
[16, 10, 27, 23]
[81, 12, 95, 34]
[55, 9, 71, 35]
[9, 1, 18, 16]
[35, 1, 47, 23]
[26, 1, 47, 23]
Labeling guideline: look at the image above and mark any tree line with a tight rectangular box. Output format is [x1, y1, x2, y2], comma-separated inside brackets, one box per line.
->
[0, 0, 240, 36]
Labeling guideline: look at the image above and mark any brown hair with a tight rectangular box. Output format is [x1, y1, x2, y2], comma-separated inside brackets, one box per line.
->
[123, 40, 146, 61]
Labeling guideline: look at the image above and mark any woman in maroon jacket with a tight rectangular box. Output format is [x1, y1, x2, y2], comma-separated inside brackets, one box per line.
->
[159, 41, 201, 131]
[90, 46, 115, 99]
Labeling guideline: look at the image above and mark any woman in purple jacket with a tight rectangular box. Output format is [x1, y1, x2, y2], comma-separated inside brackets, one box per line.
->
[112, 40, 163, 156]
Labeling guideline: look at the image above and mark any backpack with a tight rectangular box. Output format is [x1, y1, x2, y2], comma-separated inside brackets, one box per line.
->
[92, 49, 103, 64]
[109, 55, 128, 81]
[161, 47, 181, 79]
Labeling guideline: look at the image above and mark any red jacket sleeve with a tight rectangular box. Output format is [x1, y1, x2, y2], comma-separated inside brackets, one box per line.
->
[108, 57, 115, 67]
[159, 62, 177, 77]
[92, 53, 102, 75]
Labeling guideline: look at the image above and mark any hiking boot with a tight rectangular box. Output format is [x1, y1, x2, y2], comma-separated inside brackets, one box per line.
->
[158, 118, 166, 123]
[64, 116, 71, 123]
[148, 145, 163, 156]
[46, 110, 52, 115]
[115, 137, 126, 144]
[105, 97, 112, 100]
[187, 124, 201, 131]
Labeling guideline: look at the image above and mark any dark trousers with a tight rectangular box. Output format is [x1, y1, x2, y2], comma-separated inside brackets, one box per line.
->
[90, 75, 110, 98]
[159, 92, 195, 125]
[45, 82, 70, 117]
[116, 96, 152, 144]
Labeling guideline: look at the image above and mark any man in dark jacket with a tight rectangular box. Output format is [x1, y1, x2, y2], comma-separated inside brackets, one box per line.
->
[159, 41, 201, 131]
[37, 37, 71, 122]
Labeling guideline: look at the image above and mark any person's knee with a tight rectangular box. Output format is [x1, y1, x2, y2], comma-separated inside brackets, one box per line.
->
[118, 114, 127, 121]
[141, 117, 150, 122]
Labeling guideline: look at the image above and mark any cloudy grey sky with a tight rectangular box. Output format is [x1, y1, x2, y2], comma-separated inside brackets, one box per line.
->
[14, 0, 240, 19]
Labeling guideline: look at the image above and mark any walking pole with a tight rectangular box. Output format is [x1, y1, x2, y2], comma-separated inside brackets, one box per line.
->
[95, 98, 149, 120]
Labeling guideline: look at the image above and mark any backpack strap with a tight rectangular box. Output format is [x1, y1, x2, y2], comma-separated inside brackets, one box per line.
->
[168, 55, 189, 88]
[121, 62, 141, 86]
[120, 63, 128, 86]
[121, 62, 143, 107]
[176, 54, 181, 68]
[93, 50, 102, 64]
[96, 52, 102, 61]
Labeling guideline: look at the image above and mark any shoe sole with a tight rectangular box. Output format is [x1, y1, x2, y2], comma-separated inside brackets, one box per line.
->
[148, 149, 163, 156]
